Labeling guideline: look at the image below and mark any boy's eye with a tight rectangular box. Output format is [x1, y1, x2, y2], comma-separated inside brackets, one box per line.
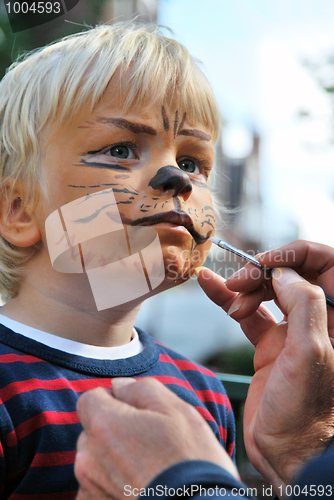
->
[178, 158, 199, 174]
[107, 145, 137, 159]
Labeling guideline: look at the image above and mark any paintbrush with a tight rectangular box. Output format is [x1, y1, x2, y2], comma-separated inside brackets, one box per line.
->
[210, 236, 334, 309]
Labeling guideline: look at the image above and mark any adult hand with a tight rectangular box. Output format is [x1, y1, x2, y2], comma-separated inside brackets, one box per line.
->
[75, 377, 238, 500]
[224, 240, 334, 342]
[196, 240, 334, 494]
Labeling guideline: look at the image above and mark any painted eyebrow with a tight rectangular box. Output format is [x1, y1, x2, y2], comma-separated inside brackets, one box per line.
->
[177, 129, 211, 142]
[97, 117, 157, 136]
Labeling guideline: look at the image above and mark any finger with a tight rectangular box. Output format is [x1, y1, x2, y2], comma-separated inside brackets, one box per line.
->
[111, 377, 188, 415]
[110, 377, 137, 398]
[262, 242, 334, 322]
[76, 387, 116, 432]
[259, 240, 334, 274]
[226, 240, 334, 296]
[225, 262, 271, 294]
[76, 485, 111, 500]
[272, 267, 329, 350]
[196, 266, 236, 311]
[253, 321, 288, 372]
[75, 434, 107, 499]
[76, 489, 90, 500]
[238, 306, 277, 346]
[226, 282, 276, 320]
[196, 267, 277, 345]
[76, 429, 88, 453]
[76, 489, 96, 500]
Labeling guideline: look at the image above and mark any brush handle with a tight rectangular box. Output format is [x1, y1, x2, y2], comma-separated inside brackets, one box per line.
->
[211, 238, 334, 309]
[213, 239, 265, 269]
[325, 295, 334, 309]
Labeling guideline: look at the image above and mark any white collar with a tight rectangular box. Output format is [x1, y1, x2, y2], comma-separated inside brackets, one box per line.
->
[0, 313, 143, 360]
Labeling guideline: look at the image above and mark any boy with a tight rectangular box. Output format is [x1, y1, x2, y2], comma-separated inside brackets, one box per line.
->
[0, 23, 235, 498]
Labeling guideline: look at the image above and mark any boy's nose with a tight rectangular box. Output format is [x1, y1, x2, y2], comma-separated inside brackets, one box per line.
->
[148, 165, 192, 201]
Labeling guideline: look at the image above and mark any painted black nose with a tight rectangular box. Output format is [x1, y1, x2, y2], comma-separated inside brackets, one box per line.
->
[148, 165, 192, 198]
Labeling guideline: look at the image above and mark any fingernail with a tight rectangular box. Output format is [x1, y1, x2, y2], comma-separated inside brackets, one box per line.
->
[226, 267, 246, 282]
[272, 267, 304, 286]
[227, 303, 241, 316]
[227, 298, 243, 316]
[256, 252, 266, 263]
[194, 266, 207, 276]
[111, 378, 137, 389]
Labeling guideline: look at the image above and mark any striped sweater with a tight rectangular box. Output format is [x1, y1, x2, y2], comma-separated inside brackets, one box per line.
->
[0, 324, 235, 499]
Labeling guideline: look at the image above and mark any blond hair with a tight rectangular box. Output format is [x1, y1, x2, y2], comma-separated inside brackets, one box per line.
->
[0, 22, 221, 302]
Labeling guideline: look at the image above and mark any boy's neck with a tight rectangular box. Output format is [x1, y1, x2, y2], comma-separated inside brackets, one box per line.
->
[0, 269, 141, 348]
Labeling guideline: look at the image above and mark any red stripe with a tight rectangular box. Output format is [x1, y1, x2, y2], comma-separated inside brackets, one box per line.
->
[152, 375, 230, 408]
[227, 441, 235, 458]
[31, 450, 76, 467]
[151, 376, 229, 442]
[7, 467, 29, 483]
[195, 406, 227, 442]
[152, 375, 193, 390]
[159, 354, 215, 377]
[0, 377, 111, 403]
[10, 492, 77, 500]
[0, 353, 43, 364]
[7, 411, 79, 447]
[136, 376, 229, 443]
[196, 389, 231, 409]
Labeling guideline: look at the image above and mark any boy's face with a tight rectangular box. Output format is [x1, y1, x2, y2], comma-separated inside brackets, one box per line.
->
[40, 79, 215, 290]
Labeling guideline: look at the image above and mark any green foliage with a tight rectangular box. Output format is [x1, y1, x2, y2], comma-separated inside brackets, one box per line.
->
[303, 54, 334, 98]
[323, 86, 334, 94]
[204, 345, 255, 376]
[0, 0, 109, 79]
[0, 7, 16, 77]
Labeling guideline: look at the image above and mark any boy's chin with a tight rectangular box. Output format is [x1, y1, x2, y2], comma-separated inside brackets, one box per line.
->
[162, 246, 205, 284]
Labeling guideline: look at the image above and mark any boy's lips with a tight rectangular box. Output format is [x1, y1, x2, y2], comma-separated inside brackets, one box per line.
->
[131, 210, 209, 245]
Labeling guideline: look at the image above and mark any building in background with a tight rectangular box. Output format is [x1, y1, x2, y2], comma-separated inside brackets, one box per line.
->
[0, 0, 294, 362]
[96, 0, 287, 362]
[215, 127, 263, 250]
[208, 123, 299, 280]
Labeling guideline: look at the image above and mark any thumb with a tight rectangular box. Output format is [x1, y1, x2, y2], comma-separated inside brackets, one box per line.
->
[271, 267, 304, 310]
[112, 377, 184, 414]
[272, 267, 328, 342]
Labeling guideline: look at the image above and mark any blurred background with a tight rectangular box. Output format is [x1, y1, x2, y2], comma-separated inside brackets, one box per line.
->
[1, 0, 334, 366]
[2, 0, 334, 492]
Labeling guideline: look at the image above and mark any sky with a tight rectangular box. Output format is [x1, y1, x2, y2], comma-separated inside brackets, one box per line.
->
[158, 0, 334, 248]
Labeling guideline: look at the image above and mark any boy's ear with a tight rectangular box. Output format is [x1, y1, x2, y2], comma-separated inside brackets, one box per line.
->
[0, 181, 41, 247]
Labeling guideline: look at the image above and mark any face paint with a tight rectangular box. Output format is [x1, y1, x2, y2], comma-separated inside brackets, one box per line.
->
[130, 211, 211, 247]
[45, 188, 165, 311]
[173, 110, 179, 138]
[161, 106, 169, 131]
[148, 165, 192, 198]
[41, 80, 216, 299]
[79, 159, 131, 171]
